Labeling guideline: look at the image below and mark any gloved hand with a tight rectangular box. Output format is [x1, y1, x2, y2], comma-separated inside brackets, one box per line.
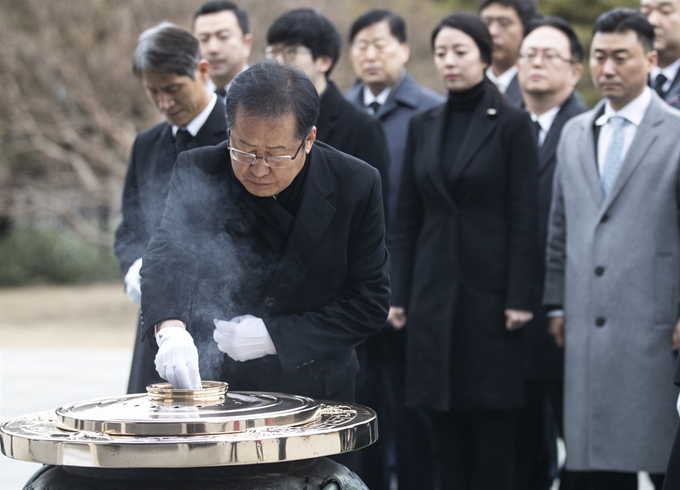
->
[154, 326, 202, 389]
[213, 315, 277, 362]
[124, 258, 143, 305]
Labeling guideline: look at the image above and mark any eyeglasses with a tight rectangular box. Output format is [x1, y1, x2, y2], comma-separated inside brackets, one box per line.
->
[481, 16, 516, 29]
[351, 38, 393, 53]
[519, 50, 574, 66]
[263, 45, 312, 62]
[228, 133, 306, 168]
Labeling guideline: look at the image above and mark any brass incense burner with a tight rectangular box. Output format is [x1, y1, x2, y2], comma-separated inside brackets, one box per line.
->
[0, 381, 377, 468]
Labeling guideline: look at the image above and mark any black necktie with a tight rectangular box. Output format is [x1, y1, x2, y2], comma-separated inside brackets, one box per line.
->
[534, 120, 543, 146]
[368, 101, 381, 116]
[653, 74, 668, 97]
[215, 86, 227, 98]
[174, 129, 194, 156]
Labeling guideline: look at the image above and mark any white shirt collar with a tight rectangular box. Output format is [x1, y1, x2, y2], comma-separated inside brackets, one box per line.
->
[363, 85, 392, 106]
[651, 58, 680, 91]
[172, 92, 217, 137]
[486, 65, 518, 93]
[595, 86, 652, 128]
[529, 105, 561, 134]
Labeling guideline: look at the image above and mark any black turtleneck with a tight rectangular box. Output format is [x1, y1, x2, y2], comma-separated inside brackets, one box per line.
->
[441, 80, 487, 181]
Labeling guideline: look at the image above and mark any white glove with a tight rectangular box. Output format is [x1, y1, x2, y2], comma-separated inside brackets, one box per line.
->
[124, 258, 143, 305]
[213, 315, 276, 362]
[677, 392, 680, 417]
[154, 327, 202, 389]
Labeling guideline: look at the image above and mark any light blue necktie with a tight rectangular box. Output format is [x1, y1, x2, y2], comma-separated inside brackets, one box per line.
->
[600, 116, 626, 197]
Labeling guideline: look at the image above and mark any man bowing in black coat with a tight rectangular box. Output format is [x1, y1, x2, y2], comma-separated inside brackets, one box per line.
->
[114, 22, 228, 394]
[140, 61, 390, 403]
[264, 9, 390, 212]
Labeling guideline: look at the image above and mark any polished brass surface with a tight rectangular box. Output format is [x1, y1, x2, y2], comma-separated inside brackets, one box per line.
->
[146, 381, 228, 404]
[55, 387, 321, 436]
[1, 401, 377, 468]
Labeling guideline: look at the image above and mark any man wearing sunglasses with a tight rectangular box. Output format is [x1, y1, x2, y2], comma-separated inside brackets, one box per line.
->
[139, 61, 390, 405]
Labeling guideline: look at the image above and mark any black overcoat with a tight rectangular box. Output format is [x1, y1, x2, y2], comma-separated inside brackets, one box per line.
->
[114, 98, 228, 393]
[391, 84, 540, 411]
[140, 141, 390, 401]
[317, 81, 390, 214]
[524, 92, 587, 380]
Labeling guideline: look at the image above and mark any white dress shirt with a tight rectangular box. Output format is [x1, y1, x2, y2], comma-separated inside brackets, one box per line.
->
[172, 93, 217, 137]
[595, 87, 652, 175]
[529, 105, 561, 147]
[362, 86, 392, 114]
[486, 65, 518, 94]
[651, 58, 680, 94]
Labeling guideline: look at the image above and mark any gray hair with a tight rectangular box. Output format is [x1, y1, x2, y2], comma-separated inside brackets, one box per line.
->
[226, 60, 320, 140]
[132, 22, 202, 79]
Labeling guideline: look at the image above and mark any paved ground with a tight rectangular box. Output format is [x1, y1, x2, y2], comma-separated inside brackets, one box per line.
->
[0, 284, 137, 489]
[0, 284, 657, 489]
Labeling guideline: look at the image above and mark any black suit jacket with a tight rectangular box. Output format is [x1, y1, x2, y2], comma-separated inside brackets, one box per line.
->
[524, 92, 588, 379]
[317, 81, 390, 214]
[504, 74, 523, 108]
[140, 141, 390, 401]
[114, 98, 228, 274]
[391, 83, 540, 410]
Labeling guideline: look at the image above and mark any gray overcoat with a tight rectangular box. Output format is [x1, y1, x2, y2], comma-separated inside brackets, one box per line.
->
[544, 92, 680, 473]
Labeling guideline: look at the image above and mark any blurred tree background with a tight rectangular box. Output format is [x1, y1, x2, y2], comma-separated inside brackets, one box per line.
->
[0, 0, 638, 286]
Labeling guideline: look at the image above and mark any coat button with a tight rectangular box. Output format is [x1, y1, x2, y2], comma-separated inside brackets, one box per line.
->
[264, 297, 276, 307]
[595, 266, 605, 276]
[596, 317, 606, 327]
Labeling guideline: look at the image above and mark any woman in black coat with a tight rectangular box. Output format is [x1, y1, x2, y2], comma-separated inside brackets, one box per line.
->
[389, 13, 540, 490]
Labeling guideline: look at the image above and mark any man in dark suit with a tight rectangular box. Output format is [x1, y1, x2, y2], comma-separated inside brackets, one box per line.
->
[516, 17, 587, 490]
[264, 9, 389, 208]
[480, 0, 537, 107]
[114, 23, 228, 394]
[641, 0, 680, 109]
[345, 10, 443, 490]
[192, 1, 252, 98]
[140, 61, 389, 405]
[662, 363, 680, 489]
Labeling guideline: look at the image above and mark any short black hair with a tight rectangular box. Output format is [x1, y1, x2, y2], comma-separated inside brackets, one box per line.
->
[132, 22, 201, 79]
[592, 8, 655, 52]
[227, 60, 320, 140]
[479, 0, 537, 32]
[349, 9, 407, 44]
[431, 13, 493, 65]
[267, 9, 342, 77]
[525, 16, 584, 63]
[193, 0, 249, 35]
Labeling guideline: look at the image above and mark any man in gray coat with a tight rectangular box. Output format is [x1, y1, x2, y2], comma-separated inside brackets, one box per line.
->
[544, 9, 680, 489]
[346, 10, 442, 490]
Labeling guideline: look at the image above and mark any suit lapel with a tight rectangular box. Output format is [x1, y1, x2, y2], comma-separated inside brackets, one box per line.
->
[194, 98, 228, 148]
[270, 146, 336, 289]
[317, 83, 341, 142]
[449, 89, 498, 183]
[539, 93, 583, 174]
[419, 106, 455, 209]
[577, 106, 605, 205]
[600, 96, 665, 213]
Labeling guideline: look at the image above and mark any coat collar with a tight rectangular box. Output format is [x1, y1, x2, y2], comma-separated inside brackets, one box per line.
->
[539, 92, 587, 173]
[418, 84, 500, 209]
[193, 97, 228, 148]
[316, 81, 344, 142]
[598, 92, 667, 214]
[345, 72, 423, 120]
[266, 143, 337, 293]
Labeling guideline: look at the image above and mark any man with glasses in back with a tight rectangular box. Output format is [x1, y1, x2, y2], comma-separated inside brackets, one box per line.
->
[264, 8, 389, 210]
[641, 0, 680, 108]
[516, 16, 587, 490]
[480, 0, 537, 106]
[139, 61, 389, 407]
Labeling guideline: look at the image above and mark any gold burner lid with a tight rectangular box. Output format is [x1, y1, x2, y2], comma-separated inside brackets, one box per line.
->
[55, 381, 320, 436]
